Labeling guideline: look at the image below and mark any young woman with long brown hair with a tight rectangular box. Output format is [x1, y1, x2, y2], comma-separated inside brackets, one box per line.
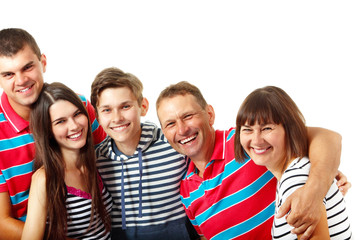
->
[21, 82, 112, 240]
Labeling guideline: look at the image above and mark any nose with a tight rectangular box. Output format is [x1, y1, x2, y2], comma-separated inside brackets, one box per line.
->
[15, 73, 28, 85]
[111, 109, 124, 123]
[68, 117, 80, 130]
[252, 131, 264, 145]
[176, 120, 189, 136]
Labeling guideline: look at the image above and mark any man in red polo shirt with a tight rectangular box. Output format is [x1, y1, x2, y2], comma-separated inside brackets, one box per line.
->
[0, 28, 106, 239]
[156, 81, 349, 240]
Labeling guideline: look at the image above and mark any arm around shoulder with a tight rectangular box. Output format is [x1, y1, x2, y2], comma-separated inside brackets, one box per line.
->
[277, 127, 341, 239]
[306, 127, 341, 195]
[21, 168, 47, 240]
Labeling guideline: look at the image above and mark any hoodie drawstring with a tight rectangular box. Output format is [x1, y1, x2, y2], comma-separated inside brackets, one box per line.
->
[121, 158, 126, 230]
[138, 148, 143, 218]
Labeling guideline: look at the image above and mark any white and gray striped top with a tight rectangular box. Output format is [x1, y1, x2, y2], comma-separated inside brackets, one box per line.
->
[272, 157, 352, 240]
[95, 122, 188, 230]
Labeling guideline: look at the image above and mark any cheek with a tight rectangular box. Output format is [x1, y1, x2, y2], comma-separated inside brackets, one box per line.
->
[239, 134, 248, 148]
[98, 114, 109, 125]
[51, 128, 63, 141]
[163, 129, 176, 143]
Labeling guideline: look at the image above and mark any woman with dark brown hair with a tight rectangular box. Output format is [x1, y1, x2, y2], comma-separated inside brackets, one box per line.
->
[22, 82, 112, 240]
[235, 86, 352, 239]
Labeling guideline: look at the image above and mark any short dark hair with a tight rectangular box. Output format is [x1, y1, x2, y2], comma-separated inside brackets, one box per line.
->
[156, 81, 208, 111]
[0, 28, 41, 59]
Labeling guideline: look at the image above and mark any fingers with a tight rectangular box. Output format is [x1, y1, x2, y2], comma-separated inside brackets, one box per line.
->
[285, 210, 310, 230]
[276, 199, 291, 219]
[339, 181, 352, 195]
[336, 170, 352, 196]
[292, 224, 316, 240]
[335, 170, 347, 186]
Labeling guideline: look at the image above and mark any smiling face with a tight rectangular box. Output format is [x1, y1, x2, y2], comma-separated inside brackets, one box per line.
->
[239, 122, 287, 177]
[0, 44, 46, 117]
[96, 87, 148, 154]
[157, 94, 215, 161]
[50, 100, 88, 155]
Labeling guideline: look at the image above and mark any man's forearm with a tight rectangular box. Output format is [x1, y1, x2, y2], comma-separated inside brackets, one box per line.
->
[0, 192, 24, 240]
[0, 217, 24, 240]
[307, 127, 341, 197]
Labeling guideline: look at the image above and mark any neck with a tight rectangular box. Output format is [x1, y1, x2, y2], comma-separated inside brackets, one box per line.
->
[115, 129, 142, 156]
[268, 157, 294, 181]
[9, 99, 31, 121]
[62, 149, 81, 170]
[191, 129, 216, 178]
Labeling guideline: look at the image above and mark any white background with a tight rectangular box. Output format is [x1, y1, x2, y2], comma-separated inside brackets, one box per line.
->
[2, 0, 359, 237]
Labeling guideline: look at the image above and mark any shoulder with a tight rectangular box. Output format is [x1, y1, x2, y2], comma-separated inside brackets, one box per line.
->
[31, 167, 46, 185]
[95, 136, 112, 157]
[278, 157, 310, 198]
[77, 94, 88, 105]
[142, 121, 164, 141]
[29, 168, 47, 197]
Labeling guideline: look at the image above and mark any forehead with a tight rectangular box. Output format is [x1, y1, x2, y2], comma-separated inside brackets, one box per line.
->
[49, 100, 78, 120]
[98, 87, 136, 105]
[0, 45, 38, 70]
[157, 94, 202, 120]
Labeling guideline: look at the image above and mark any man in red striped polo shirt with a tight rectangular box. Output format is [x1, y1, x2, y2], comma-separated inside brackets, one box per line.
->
[0, 28, 106, 239]
[156, 81, 348, 240]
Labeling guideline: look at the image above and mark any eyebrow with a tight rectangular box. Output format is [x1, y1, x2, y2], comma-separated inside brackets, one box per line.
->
[21, 61, 34, 70]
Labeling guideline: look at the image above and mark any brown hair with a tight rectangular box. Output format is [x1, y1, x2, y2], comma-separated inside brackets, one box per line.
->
[30, 82, 110, 240]
[91, 67, 143, 113]
[0, 28, 41, 59]
[156, 81, 208, 111]
[234, 86, 308, 163]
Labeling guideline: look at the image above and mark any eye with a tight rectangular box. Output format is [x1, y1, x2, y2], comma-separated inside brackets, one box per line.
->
[1, 72, 14, 79]
[165, 121, 175, 129]
[183, 113, 194, 120]
[23, 64, 34, 71]
[122, 104, 131, 110]
[241, 127, 252, 132]
[74, 110, 83, 117]
[101, 108, 111, 113]
[262, 126, 273, 132]
[54, 119, 65, 125]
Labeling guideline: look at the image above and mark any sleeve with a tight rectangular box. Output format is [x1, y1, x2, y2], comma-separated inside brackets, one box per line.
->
[278, 161, 309, 207]
[183, 204, 203, 236]
[0, 170, 9, 192]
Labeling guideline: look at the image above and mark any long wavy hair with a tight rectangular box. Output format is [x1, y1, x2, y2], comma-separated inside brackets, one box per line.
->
[30, 82, 110, 240]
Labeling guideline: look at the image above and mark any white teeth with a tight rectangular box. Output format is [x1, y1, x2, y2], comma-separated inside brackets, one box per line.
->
[112, 125, 128, 131]
[253, 148, 267, 154]
[68, 132, 81, 139]
[18, 87, 31, 93]
[180, 134, 197, 144]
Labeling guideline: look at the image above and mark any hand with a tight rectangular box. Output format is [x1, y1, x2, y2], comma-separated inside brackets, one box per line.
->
[276, 184, 322, 240]
[335, 170, 351, 195]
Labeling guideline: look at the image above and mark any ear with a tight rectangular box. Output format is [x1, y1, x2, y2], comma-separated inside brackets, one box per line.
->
[140, 97, 149, 116]
[40, 54, 47, 73]
[206, 104, 215, 126]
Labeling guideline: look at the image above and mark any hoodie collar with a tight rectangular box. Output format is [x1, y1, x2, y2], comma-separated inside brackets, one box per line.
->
[107, 122, 158, 161]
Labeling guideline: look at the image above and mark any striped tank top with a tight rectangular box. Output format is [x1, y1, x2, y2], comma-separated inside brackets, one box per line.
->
[66, 180, 113, 239]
